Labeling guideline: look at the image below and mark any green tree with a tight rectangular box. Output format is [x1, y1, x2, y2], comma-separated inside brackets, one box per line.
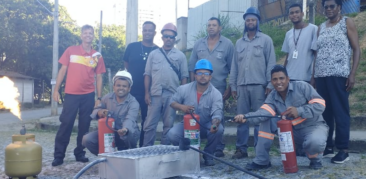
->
[0, 0, 79, 100]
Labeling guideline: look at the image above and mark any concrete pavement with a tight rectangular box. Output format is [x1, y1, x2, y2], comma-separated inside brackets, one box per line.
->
[0, 107, 63, 125]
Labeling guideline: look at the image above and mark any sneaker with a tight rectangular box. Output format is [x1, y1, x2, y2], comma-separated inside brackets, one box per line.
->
[214, 150, 225, 157]
[323, 148, 335, 158]
[231, 149, 248, 159]
[245, 162, 271, 170]
[331, 150, 349, 164]
[52, 158, 64, 166]
[309, 160, 323, 170]
[75, 155, 89, 163]
[204, 159, 215, 166]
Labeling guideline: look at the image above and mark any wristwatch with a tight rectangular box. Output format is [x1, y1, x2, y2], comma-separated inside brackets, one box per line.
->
[97, 97, 102, 101]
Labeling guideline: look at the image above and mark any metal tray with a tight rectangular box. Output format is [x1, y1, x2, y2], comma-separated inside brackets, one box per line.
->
[98, 145, 200, 179]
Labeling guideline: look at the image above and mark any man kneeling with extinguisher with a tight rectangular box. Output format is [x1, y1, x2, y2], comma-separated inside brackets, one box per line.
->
[167, 59, 224, 166]
[82, 70, 140, 155]
[234, 65, 328, 170]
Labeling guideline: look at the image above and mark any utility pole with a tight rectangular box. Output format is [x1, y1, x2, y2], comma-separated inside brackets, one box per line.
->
[51, 0, 59, 116]
[126, 0, 138, 46]
[309, 0, 315, 24]
[99, 11, 103, 53]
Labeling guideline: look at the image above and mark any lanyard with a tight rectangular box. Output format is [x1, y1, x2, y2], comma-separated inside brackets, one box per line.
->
[293, 26, 303, 50]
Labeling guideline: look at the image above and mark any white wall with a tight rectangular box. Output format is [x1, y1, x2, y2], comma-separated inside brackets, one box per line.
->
[12, 78, 34, 103]
[186, 0, 255, 49]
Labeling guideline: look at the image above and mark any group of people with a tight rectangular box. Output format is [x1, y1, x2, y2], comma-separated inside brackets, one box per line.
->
[51, 0, 360, 172]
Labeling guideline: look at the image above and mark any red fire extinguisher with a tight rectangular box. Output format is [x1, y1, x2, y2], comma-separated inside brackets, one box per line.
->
[98, 117, 116, 154]
[183, 113, 200, 149]
[277, 119, 298, 173]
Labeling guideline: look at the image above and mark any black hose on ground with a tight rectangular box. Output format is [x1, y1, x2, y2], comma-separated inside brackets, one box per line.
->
[105, 112, 118, 132]
[72, 158, 107, 179]
[179, 138, 267, 179]
[226, 115, 283, 122]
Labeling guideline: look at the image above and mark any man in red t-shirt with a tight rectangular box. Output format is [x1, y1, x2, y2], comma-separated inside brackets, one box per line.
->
[52, 25, 106, 167]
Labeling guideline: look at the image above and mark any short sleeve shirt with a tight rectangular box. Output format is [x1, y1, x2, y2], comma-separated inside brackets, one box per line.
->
[144, 48, 189, 96]
[59, 45, 106, 94]
[123, 42, 158, 96]
[282, 24, 318, 81]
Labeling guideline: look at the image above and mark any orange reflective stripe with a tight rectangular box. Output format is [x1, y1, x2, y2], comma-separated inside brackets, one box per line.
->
[292, 117, 307, 126]
[308, 98, 326, 107]
[258, 131, 275, 140]
[260, 104, 276, 116]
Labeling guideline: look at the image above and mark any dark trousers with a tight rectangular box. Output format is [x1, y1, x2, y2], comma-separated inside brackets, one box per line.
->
[134, 95, 147, 147]
[54, 92, 95, 159]
[315, 77, 350, 150]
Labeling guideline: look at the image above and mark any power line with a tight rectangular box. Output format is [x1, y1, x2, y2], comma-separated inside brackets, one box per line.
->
[35, 0, 53, 15]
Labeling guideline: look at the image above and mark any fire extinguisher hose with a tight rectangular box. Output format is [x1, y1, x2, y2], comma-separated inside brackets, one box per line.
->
[72, 158, 107, 179]
[226, 115, 282, 122]
[189, 110, 214, 131]
[105, 113, 118, 132]
[179, 138, 267, 179]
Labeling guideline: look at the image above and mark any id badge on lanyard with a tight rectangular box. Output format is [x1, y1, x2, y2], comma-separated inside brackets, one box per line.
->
[293, 27, 303, 59]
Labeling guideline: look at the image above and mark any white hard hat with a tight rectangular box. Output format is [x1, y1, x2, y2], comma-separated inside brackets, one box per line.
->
[113, 70, 133, 86]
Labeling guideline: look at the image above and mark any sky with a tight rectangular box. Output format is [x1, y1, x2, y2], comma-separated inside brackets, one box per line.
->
[56, 0, 210, 26]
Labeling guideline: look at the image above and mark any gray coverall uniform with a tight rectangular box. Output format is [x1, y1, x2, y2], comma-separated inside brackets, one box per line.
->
[82, 93, 140, 155]
[143, 48, 189, 146]
[167, 82, 224, 160]
[188, 35, 234, 151]
[245, 81, 328, 165]
[229, 31, 276, 153]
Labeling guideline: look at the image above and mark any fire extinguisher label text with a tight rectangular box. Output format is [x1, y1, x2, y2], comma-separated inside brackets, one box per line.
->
[189, 119, 196, 126]
[278, 131, 294, 153]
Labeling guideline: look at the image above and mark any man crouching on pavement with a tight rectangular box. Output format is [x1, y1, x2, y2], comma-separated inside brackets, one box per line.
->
[82, 70, 140, 155]
[167, 59, 224, 166]
[234, 64, 328, 170]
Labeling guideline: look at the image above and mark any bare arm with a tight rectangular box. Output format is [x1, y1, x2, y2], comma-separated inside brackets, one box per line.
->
[346, 18, 361, 92]
[94, 74, 103, 107]
[144, 75, 151, 105]
[181, 77, 187, 85]
[124, 61, 129, 70]
[52, 65, 68, 102]
[189, 71, 195, 82]
[96, 74, 103, 98]
[283, 54, 288, 67]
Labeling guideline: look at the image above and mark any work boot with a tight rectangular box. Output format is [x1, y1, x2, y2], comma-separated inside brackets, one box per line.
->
[323, 147, 335, 158]
[214, 150, 225, 157]
[52, 158, 64, 166]
[245, 162, 271, 170]
[231, 149, 248, 159]
[75, 155, 89, 163]
[331, 150, 349, 164]
[309, 160, 323, 170]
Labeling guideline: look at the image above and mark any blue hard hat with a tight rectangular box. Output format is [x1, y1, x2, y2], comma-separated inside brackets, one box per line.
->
[243, 7, 261, 21]
[194, 59, 213, 72]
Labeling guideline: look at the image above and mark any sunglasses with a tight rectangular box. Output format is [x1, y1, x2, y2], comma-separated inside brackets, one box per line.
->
[196, 72, 211, 76]
[324, 4, 337, 10]
[163, 35, 176, 39]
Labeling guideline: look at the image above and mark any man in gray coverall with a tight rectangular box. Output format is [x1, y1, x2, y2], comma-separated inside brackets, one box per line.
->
[234, 65, 328, 170]
[82, 71, 140, 155]
[188, 17, 234, 157]
[143, 23, 188, 146]
[168, 59, 224, 166]
[229, 7, 276, 159]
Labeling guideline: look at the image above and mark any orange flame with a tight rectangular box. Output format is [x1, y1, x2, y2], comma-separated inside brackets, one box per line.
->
[0, 76, 21, 120]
